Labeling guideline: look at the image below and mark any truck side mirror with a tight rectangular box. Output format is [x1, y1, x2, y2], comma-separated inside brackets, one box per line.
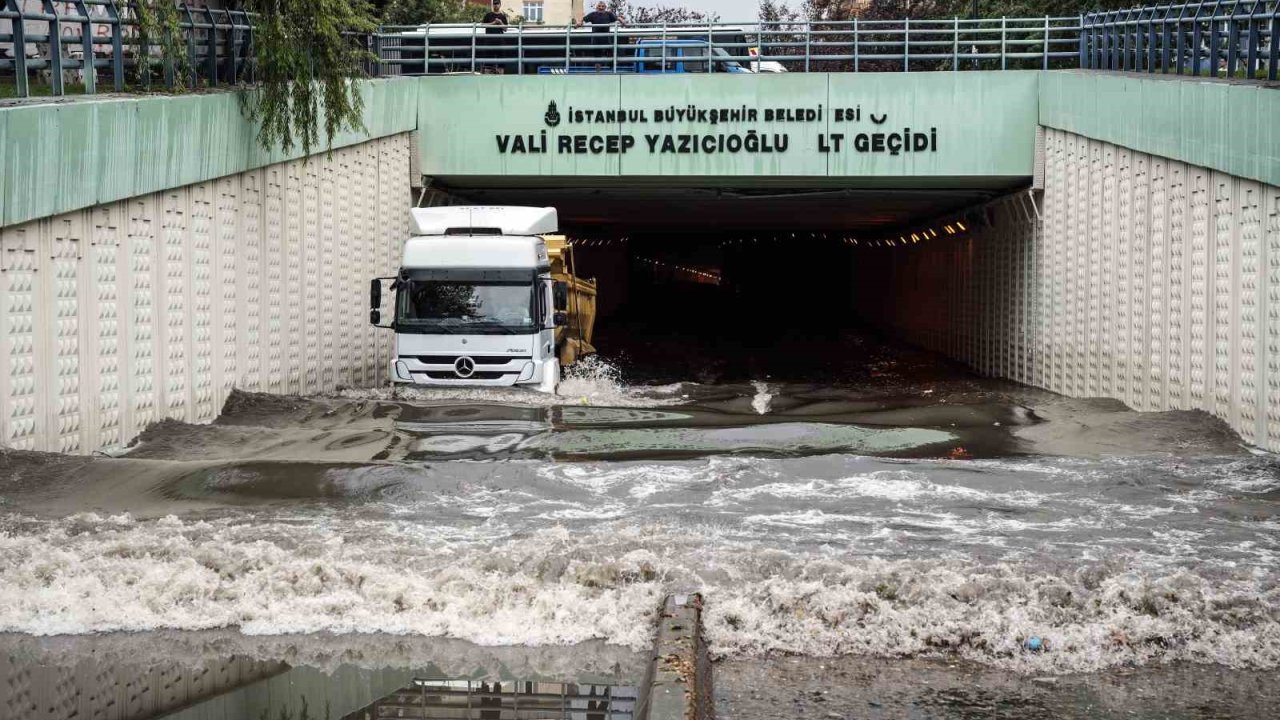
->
[369, 278, 382, 309]
[370, 309, 381, 325]
[554, 311, 568, 326]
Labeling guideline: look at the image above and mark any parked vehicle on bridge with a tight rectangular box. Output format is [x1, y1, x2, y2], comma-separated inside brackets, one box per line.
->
[537, 39, 753, 74]
[382, 23, 757, 75]
[369, 207, 596, 391]
[747, 47, 788, 73]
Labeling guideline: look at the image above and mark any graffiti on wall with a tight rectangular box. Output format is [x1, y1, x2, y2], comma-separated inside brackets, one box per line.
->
[1, 1, 226, 59]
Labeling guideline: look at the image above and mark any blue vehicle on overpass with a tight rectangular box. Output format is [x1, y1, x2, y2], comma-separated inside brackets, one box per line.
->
[536, 39, 755, 74]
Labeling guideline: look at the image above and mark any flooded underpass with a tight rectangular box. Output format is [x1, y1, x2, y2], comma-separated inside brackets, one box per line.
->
[3, 315, 1280, 718]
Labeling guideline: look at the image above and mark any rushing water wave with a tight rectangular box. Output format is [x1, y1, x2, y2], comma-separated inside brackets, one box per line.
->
[3, 445, 1278, 673]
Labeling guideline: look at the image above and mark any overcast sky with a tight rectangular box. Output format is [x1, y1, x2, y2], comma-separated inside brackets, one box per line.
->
[666, 0, 763, 21]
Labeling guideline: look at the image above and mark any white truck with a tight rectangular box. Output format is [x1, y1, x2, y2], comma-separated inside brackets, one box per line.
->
[370, 206, 566, 392]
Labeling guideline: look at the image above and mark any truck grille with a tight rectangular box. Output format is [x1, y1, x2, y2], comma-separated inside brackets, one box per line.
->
[417, 355, 529, 365]
[424, 371, 508, 381]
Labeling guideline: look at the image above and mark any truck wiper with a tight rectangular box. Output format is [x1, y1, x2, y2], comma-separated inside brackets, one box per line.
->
[469, 320, 528, 334]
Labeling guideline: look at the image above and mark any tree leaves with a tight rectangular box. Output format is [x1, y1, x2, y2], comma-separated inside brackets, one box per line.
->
[239, 0, 376, 156]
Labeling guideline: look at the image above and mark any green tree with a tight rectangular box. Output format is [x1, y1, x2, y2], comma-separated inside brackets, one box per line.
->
[131, 1, 192, 85]
[757, 0, 801, 23]
[763, 0, 1139, 21]
[606, 1, 719, 24]
[238, 0, 377, 156]
[379, 0, 490, 25]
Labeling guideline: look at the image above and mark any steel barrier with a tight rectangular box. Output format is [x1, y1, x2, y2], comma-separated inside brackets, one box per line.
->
[1, 2, 1276, 99]
[1081, 0, 1279, 80]
[370, 17, 1083, 76]
[0, 0, 252, 97]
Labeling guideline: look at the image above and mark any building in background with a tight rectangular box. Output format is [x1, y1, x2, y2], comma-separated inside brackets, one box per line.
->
[467, 0, 583, 25]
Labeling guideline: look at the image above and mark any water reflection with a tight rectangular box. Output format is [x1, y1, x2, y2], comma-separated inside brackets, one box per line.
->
[350, 678, 637, 720]
[0, 632, 644, 720]
[394, 397, 967, 462]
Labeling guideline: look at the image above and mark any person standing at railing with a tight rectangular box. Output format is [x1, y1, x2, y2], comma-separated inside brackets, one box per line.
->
[578, 1, 624, 64]
[481, 0, 510, 74]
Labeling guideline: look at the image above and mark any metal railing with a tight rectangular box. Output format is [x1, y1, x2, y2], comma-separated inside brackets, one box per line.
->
[352, 678, 639, 720]
[2, 2, 1278, 99]
[0, 0, 252, 97]
[370, 17, 1084, 76]
[1081, 1, 1280, 79]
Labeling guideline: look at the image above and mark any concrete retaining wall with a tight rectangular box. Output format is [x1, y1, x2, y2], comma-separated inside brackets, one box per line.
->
[0, 134, 408, 454]
[0, 652, 286, 720]
[854, 127, 1280, 451]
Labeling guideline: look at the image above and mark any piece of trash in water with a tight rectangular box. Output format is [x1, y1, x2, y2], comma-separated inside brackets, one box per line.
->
[948, 446, 971, 460]
[922, 389, 934, 395]
[1024, 636, 1045, 652]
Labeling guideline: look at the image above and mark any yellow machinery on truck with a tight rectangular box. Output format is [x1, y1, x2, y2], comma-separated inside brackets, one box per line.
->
[543, 235, 597, 367]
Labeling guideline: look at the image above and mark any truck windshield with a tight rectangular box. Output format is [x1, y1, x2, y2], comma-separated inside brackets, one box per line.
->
[398, 280, 534, 333]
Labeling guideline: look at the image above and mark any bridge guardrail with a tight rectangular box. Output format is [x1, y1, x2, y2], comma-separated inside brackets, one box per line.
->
[1, 0, 252, 97]
[1081, 0, 1279, 80]
[370, 17, 1083, 76]
[1, 3, 1276, 99]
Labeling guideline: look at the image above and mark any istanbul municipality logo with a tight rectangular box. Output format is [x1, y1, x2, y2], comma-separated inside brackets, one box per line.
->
[544, 101, 561, 127]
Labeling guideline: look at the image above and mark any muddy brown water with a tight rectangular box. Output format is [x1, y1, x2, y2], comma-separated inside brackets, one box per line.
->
[1, 328, 1277, 718]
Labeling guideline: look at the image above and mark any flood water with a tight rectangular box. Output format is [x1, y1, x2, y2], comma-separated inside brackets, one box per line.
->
[1, 327, 1278, 718]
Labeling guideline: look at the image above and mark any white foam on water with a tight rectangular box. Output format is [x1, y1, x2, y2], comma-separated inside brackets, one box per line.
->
[556, 356, 684, 408]
[5, 448, 1280, 675]
[750, 381, 773, 415]
[533, 505, 631, 521]
[740, 509, 874, 528]
[701, 557, 1280, 673]
[4, 507, 1280, 674]
[1207, 468, 1280, 494]
[333, 358, 684, 409]
[0, 514, 665, 648]
[539, 456, 762, 499]
[707, 471, 1048, 508]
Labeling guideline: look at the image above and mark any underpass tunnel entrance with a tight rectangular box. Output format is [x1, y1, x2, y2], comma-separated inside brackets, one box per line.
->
[444, 180, 1030, 384]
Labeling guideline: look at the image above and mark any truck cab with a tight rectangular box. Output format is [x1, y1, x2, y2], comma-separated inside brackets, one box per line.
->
[371, 207, 563, 392]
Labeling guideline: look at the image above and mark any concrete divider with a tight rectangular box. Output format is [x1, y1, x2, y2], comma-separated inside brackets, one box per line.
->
[641, 593, 714, 720]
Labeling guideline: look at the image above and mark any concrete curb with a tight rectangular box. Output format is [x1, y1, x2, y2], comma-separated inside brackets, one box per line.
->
[641, 593, 714, 720]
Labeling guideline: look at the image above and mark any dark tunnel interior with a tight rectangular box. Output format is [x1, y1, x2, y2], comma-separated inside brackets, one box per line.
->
[442, 181, 1016, 384]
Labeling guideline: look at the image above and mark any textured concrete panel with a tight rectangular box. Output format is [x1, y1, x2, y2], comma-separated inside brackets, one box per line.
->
[855, 128, 1280, 452]
[0, 135, 409, 454]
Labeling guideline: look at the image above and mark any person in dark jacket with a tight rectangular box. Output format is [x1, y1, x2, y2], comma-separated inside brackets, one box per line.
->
[481, 0, 509, 73]
[580, 1, 621, 31]
[577, 1, 623, 61]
